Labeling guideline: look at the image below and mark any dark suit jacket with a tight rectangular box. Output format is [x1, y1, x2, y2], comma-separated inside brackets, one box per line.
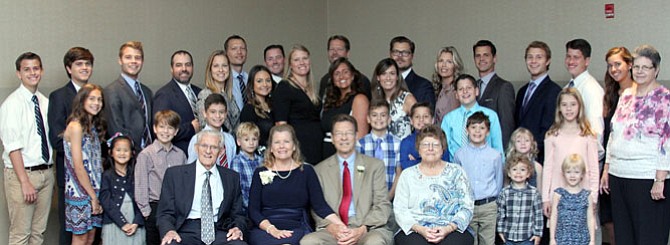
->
[103, 75, 153, 152]
[47, 82, 77, 187]
[478, 74, 515, 148]
[514, 76, 561, 163]
[157, 163, 246, 238]
[404, 69, 435, 109]
[153, 79, 201, 154]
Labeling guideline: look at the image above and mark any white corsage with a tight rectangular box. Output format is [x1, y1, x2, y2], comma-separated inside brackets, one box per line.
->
[259, 170, 276, 185]
[356, 165, 365, 173]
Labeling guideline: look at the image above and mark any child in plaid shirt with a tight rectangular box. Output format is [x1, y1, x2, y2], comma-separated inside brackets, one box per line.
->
[358, 100, 401, 199]
[496, 155, 543, 245]
[230, 122, 263, 209]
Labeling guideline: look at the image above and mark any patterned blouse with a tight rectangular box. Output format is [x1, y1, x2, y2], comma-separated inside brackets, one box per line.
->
[607, 85, 670, 179]
[388, 91, 412, 140]
[393, 162, 474, 234]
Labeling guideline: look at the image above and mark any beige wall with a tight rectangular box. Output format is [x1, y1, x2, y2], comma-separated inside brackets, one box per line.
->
[1, 0, 670, 244]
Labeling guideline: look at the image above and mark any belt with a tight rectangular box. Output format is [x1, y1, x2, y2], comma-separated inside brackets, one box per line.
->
[474, 196, 496, 206]
[25, 164, 53, 171]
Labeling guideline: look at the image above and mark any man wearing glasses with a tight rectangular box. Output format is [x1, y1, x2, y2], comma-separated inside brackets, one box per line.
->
[389, 36, 435, 109]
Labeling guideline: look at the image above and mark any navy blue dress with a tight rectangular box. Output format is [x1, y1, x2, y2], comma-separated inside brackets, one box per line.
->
[248, 164, 333, 245]
[555, 188, 590, 245]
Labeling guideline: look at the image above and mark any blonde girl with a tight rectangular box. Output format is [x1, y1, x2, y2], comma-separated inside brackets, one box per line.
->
[506, 127, 543, 190]
[542, 88, 599, 218]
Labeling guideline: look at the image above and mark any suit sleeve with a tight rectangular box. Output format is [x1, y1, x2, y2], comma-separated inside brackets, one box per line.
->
[153, 89, 196, 145]
[416, 78, 436, 109]
[47, 91, 67, 150]
[103, 87, 129, 138]
[498, 81, 516, 148]
[361, 160, 391, 228]
[222, 170, 247, 232]
[156, 168, 178, 238]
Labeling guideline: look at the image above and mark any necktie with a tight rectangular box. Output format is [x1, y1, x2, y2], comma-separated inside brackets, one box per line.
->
[185, 85, 197, 116]
[568, 79, 575, 88]
[462, 110, 470, 146]
[373, 138, 383, 160]
[477, 79, 484, 97]
[339, 161, 352, 225]
[522, 82, 537, 109]
[201, 171, 215, 245]
[218, 145, 228, 168]
[134, 82, 151, 148]
[32, 95, 49, 163]
[237, 74, 248, 105]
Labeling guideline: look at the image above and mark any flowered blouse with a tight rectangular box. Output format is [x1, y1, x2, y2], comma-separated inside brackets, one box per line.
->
[606, 85, 670, 179]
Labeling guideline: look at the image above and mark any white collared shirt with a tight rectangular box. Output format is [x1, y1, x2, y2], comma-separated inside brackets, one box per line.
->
[565, 70, 604, 140]
[0, 84, 53, 167]
[337, 153, 357, 217]
[174, 79, 195, 103]
[188, 160, 224, 219]
[401, 68, 412, 80]
[71, 80, 82, 92]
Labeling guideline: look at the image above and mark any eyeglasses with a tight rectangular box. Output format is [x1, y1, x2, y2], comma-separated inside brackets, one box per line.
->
[198, 144, 221, 151]
[333, 131, 355, 138]
[632, 65, 654, 72]
[391, 50, 412, 57]
[419, 142, 442, 149]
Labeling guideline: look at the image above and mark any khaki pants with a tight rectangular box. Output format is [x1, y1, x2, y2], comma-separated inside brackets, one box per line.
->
[4, 167, 55, 245]
[470, 201, 497, 245]
[300, 227, 393, 245]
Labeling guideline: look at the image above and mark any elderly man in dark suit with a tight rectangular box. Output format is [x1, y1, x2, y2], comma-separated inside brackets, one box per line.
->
[473, 40, 516, 148]
[153, 50, 202, 154]
[48, 46, 94, 245]
[104, 41, 154, 152]
[389, 36, 435, 109]
[515, 41, 561, 163]
[302, 114, 393, 245]
[158, 129, 247, 245]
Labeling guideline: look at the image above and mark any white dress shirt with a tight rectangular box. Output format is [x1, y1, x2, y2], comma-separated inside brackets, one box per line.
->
[188, 160, 224, 219]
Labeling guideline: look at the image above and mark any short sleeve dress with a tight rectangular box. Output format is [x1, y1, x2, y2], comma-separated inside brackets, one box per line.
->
[64, 129, 103, 234]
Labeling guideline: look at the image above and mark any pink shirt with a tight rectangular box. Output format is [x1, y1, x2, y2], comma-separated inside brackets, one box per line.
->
[542, 132, 599, 204]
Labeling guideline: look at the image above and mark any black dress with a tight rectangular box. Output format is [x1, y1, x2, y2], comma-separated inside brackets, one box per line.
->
[272, 80, 323, 164]
[240, 103, 273, 151]
[320, 95, 355, 157]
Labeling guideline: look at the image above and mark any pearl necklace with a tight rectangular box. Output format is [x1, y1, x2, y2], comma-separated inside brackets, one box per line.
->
[274, 161, 294, 179]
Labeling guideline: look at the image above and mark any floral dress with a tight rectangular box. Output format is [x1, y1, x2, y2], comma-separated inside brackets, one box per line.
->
[389, 91, 412, 140]
[64, 129, 103, 234]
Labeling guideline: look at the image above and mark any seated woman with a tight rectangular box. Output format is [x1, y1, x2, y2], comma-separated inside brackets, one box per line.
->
[394, 125, 475, 245]
[240, 65, 275, 153]
[248, 124, 345, 245]
[321, 57, 369, 157]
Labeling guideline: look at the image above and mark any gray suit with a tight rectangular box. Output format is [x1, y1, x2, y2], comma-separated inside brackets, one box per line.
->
[478, 74, 515, 148]
[103, 75, 153, 151]
[301, 153, 393, 244]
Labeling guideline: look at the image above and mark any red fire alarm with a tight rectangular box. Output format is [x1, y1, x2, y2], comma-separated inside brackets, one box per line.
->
[605, 3, 615, 19]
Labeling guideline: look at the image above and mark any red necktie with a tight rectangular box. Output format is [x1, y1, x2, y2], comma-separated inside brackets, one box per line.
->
[339, 161, 352, 225]
[218, 145, 228, 168]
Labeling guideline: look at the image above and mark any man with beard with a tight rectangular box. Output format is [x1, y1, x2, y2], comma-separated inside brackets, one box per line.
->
[154, 50, 202, 155]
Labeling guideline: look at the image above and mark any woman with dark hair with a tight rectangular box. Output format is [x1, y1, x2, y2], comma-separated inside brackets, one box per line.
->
[248, 125, 345, 244]
[240, 65, 275, 152]
[272, 45, 324, 163]
[599, 46, 635, 245]
[603, 45, 670, 245]
[371, 58, 416, 140]
[432, 46, 464, 125]
[196, 50, 240, 132]
[320, 57, 369, 157]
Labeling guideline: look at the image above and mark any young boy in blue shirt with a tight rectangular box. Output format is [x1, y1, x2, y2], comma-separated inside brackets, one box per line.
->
[230, 122, 262, 209]
[454, 111, 503, 245]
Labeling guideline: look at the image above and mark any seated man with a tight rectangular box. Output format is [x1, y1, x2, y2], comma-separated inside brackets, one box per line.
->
[302, 114, 393, 244]
[157, 129, 247, 245]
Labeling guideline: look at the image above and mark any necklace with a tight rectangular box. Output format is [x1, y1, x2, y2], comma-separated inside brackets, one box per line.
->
[274, 161, 294, 179]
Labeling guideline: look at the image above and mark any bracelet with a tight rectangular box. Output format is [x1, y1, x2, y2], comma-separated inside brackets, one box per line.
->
[655, 179, 665, 183]
[266, 224, 275, 233]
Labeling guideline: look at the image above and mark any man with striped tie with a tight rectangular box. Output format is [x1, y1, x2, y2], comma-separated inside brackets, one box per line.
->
[0, 52, 55, 245]
[154, 50, 202, 155]
[225, 35, 248, 111]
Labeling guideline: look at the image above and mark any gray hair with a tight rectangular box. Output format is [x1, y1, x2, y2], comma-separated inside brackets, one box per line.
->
[196, 129, 224, 147]
[634, 44, 661, 68]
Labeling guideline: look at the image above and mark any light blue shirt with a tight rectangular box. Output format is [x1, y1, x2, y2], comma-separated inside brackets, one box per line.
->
[454, 143, 503, 200]
[441, 102, 504, 160]
[337, 153, 356, 218]
[187, 125, 237, 164]
[231, 69, 248, 111]
[188, 160, 223, 219]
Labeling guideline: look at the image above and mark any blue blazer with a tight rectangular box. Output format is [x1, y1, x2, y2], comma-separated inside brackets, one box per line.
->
[156, 163, 246, 238]
[47, 82, 77, 187]
[153, 79, 201, 154]
[514, 75, 561, 162]
[404, 69, 435, 109]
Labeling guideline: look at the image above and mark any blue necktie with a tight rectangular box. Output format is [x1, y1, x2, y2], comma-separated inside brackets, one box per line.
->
[374, 138, 383, 160]
[32, 95, 49, 163]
